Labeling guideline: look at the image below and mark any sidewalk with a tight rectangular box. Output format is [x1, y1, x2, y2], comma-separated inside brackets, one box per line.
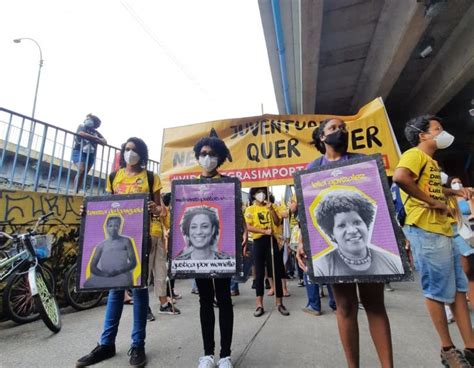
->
[0, 276, 464, 367]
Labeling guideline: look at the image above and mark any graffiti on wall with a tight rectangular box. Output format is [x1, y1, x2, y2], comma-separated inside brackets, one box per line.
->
[0, 190, 83, 319]
[0, 190, 82, 227]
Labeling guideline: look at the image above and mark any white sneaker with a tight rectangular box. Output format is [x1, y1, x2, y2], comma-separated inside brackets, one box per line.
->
[198, 355, 215, 368]
[217, 356, 233, 368]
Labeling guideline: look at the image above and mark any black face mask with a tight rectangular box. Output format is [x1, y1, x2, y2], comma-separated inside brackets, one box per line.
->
[323, 130, 349, 152]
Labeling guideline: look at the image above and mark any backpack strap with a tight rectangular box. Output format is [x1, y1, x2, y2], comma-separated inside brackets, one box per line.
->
[108, 171, 118, 195]
[146, 170, 155, 200]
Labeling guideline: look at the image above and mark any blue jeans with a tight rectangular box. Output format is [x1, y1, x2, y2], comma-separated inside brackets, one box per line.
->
[304, 274, 336, 311]
[230, 277, 239, 292]
[100, 289, 149, 348]
[404, 225, 467, 303]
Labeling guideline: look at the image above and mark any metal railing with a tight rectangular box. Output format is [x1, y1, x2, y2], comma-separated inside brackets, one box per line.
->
[0, 108, 160, 195]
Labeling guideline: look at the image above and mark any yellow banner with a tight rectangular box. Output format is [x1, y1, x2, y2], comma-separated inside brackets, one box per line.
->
[160, 98, 400, 190]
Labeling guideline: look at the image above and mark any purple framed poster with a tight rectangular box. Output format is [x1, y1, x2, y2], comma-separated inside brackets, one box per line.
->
[169, 177, 243, 279]
[294, 154, 412, 284]
[77, 193, 149, 291]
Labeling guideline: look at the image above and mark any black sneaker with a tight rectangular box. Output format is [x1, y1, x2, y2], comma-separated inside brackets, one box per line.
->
[76, 344, 115, 367]
[297, 279, 305, 287]
[147, 307, 155, 322]
[128, 346, 146, 367]
[463, 349, 474, 366]
[277, 304, 290, 316]
[253, 306, 265, 317]
[440, 348, 470, 368]
[158, 302, 181, 315]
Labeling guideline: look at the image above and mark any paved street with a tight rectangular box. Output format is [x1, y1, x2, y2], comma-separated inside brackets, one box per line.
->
[0, 276, 467, 368]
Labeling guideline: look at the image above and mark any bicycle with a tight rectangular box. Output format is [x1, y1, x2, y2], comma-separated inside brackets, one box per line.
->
[0, 212, 61, 333]
[41, 224, 106, 311]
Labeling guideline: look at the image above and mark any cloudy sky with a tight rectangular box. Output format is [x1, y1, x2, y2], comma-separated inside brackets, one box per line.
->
[0, 0, 277, 161]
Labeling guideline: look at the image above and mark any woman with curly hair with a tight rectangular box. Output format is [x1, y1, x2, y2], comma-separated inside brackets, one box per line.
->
[77, 137, 163, 367]
[191, 136, 246, 368]
[313, 189, 403, 276]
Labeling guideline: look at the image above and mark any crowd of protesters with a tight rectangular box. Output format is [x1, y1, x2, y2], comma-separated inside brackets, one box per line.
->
[73, 113, 474, 368]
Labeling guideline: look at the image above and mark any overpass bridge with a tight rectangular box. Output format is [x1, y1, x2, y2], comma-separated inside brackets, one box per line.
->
[258, 0, 474, 183]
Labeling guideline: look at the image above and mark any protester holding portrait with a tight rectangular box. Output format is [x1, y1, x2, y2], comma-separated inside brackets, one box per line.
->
[245, 187, 290, 317]
[76, 137, 161, 368]
[394, 115, 474, 367]
[296, 118, 394, 367]
[189, 136, 246, 368]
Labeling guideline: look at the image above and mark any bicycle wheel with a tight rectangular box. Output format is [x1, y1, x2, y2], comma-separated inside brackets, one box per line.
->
[63, 265, 105, 311]
[2, 264, 54, 324]
[33, 267, 61, 333]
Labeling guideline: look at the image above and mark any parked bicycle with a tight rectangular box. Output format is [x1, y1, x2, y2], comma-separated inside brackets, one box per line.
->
[0, 212, 61, 333]
[0, 215, 106, 325]
[44, 224, 106, 311]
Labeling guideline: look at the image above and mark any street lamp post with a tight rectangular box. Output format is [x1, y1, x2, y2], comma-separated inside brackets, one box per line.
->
[13, 38, 44, 190]
[13, 38, 43, 120]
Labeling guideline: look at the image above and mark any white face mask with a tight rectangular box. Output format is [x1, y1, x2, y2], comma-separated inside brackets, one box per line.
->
[433, 131, 454, 149]
[451, 182, 463, 190]
[255, 192, 266, 203]
[124, 150, 140, 165]
[198, 156, 219, 172]
[440, 172, 448, 185]
[84, 118, 95, 129]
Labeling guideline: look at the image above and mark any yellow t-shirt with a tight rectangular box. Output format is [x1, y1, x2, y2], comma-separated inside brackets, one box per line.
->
[396, 147, 452, 236]
[106, 168, 163, 237]
[162, 209, 171, 231]
[244, 203, 282, 240]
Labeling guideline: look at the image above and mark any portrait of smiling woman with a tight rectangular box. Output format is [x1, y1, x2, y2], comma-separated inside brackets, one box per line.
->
[313, 189, 403, 277]
[176, 206, 231, 260]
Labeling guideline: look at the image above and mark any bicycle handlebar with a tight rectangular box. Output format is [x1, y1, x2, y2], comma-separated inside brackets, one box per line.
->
[0, 232, 13, 239]
[32, 212, 55, 233]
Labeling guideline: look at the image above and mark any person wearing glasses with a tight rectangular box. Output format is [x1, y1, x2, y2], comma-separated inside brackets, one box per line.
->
[190, 136, 246, 368]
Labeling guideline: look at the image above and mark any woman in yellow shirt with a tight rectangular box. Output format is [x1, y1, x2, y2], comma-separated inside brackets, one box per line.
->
[77, 137, 161, 367]
[245, 187, 289, 317]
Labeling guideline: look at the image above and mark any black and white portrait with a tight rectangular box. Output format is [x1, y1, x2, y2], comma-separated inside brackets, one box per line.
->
[84, 215, 139, 288]
[312, 189, 403, 277]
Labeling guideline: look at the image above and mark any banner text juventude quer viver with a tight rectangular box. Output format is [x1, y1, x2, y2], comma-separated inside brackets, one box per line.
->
[159, 98, 401, 190]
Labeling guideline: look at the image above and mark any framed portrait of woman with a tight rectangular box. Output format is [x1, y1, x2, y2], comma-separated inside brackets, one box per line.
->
[169, 177, 243, 279]
[76, 193, 149, 291]
[294, 154, 412, 284]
